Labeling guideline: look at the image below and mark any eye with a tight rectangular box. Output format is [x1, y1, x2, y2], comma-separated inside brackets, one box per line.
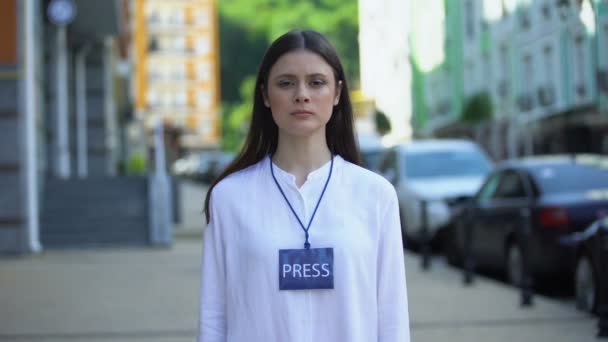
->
[310, 79, 327, 87]
[277, 80, 293, 88]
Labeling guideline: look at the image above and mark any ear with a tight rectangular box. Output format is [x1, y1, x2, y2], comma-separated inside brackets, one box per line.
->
[261, 84, 270, 108]
[334, 80, 343, 106]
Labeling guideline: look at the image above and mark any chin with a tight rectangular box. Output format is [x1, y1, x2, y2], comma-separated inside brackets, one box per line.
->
[281, 125, 326, 139]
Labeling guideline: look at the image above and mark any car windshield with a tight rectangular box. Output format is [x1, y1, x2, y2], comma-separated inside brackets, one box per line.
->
[531, 164, 608, 194]
[403, 149, 491, 179]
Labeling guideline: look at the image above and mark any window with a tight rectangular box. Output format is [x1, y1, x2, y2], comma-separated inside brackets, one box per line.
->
[499, 44, 510, 98]
[195, 37, 211, 55]
[196, 89, 212, 108]
[148, 38, 159, 52]
[520, 8, 531, 29]
[477, 174, 500, 202]
[575, 35, 586, 96]
[175, 90, 187, 107]
[544, 45, 553, 84]
[147, 89, 159, 107]
[174, 37, 186, 53]
[465, 62, 474, 94]
[172, 64, 186, 81]
[483, 52, 491, 91]
[378, 150, 398, 184]
[532, 164, 608, 194]
[197, 63, 212, 82]
[162, 91, 172, 107]
[541, 2, 552, 20]
[523, 54, 533, 92]
[403, 149, 492, 179]
[503, 0, 517, 15]
[465, 0, 475, 40]
[605, 24, 608, 65]
[196, 9, 210, 28]
[494, 171, 527, 199]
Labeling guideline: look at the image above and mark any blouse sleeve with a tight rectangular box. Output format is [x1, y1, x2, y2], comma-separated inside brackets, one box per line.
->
[198, 192, 227, 342]
[377, 188, 411, 342]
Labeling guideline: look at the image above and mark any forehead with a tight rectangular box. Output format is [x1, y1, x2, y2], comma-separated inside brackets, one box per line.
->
[269, 49, 334, 77]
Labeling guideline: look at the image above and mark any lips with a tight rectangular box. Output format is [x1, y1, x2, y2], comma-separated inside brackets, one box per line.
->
[291, 110, 314, 116]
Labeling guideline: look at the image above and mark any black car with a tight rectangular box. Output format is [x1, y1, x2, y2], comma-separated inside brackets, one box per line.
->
[448, 155, 608, 288]
[360, 146, 384, 172]
[561, 217, 608, 313]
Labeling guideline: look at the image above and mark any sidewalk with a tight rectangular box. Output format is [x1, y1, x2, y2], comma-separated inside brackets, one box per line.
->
[406, 257, 597, 342]
[0, 179, 600, 341]
[0, 239, 599, 342]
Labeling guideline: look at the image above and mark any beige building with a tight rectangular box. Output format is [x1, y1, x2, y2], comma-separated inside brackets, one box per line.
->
[358, 0, 412, 144]
[133, 0, 221, 149]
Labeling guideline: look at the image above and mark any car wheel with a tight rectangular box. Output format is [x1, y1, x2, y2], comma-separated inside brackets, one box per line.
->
[506, 243, 523, 287]
[574, 255, 596, 313]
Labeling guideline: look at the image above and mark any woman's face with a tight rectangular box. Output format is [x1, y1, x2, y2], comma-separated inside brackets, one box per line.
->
[263, 49, 342, 139]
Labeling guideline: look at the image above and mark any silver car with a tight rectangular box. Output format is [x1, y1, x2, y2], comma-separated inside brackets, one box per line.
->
[378, 139, 493, 247]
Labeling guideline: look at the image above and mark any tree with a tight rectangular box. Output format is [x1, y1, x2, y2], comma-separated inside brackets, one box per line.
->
[374, 110, 392, 136]
[217, 0, 360, 151]
[461, 92, 493, 124]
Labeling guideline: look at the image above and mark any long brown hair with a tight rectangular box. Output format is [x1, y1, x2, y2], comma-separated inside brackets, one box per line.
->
[204, 29, 360, 222]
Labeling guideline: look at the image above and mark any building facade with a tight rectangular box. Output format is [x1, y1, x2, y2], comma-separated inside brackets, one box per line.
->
[358, 0, 412, 143]
[410, 0, 608, 160]
[0, 0, 135, 254]
[133, 0, 221, 151]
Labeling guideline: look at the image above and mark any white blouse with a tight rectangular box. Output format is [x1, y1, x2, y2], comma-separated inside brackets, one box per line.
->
[198, 155, 410, 342]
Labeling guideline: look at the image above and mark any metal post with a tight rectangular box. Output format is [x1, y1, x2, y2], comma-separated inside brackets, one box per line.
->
[420, 199, 431, 270]
[149, 121, 173, 246]
[55, 26, 71, 178]
[597, 219, 608, 338]
[462, 207, 475, 285]
[104, 36, 117, 176]
[22, 0, 42, 253]
[519, 207, 534, 307]
[76, 44, 91, 178]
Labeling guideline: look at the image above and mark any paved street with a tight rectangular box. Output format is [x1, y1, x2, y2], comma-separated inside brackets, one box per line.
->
[0, 180, 601, 341]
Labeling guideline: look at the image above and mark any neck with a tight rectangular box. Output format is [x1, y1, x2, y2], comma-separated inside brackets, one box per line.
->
[273, 133, 332, 187]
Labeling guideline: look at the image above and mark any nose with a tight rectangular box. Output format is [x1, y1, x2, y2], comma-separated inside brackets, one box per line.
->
[294, 86, 310, 103]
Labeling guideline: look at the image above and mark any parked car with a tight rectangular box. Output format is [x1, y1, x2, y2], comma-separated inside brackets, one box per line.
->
[358, 134, 384, 172]
[560, 216, 608, 313]
[172, 153, 201, 178]
[193, 151, 235, 184]
[450, 155, 608, 288]
[377, 139, 493, 247]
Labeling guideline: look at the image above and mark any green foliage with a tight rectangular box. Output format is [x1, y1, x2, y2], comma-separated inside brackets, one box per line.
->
[126, 153, 148, 175]
[221, 76, 256, 151]
[460, 92, 493, 124]
[374, 110, 392, 136]
[218, 0, 360, 151]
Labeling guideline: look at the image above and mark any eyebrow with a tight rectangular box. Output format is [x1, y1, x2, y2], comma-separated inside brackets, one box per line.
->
[272, 73, 329, 80]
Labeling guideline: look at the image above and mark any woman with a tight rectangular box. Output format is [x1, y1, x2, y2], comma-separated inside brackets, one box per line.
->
[198, 29, 410, 342]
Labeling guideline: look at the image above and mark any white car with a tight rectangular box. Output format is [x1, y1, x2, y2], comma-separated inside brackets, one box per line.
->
[377, 139, 493, 247]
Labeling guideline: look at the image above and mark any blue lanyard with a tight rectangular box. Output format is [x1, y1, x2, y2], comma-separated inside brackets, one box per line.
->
[270, 155, 334, 250]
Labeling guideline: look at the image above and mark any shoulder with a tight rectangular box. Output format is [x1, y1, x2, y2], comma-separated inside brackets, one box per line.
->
[339, 157, 397, 203]
[208, 159, 265, 205]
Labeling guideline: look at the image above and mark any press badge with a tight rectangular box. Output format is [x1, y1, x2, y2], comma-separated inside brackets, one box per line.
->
[279, 248, 334, 290]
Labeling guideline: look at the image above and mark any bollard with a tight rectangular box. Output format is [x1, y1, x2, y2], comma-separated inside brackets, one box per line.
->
[420, 199, 431, 270]
[462, 206, 475, 285]
[597, 219, 608, 338]
[519, 207, 534, 307]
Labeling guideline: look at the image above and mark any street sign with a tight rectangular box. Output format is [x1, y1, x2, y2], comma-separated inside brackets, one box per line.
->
[47, 0, 77, 26]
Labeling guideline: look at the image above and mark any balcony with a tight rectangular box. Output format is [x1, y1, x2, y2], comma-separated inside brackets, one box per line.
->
[517, 93, 534, 112]
[537, 86, 556, 106]
[497, 80, 509, 98]
[576, 84, 587, 98]
[597, 70, 608, 94]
